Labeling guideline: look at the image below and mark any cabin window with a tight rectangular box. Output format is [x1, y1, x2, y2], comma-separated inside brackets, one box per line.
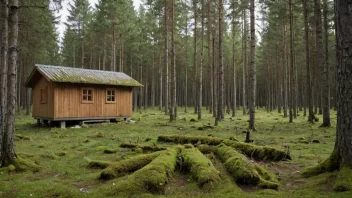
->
[82, 88, 94, 103]
[40, 87, 48, 104]
[106, 89, 116, 103]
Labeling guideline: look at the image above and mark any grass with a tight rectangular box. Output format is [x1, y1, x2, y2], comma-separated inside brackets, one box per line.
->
[0, 107, 350, 197]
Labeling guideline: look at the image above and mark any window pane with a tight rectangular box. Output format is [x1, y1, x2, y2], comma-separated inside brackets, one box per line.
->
[83, 96, 87, 101]
[88, 90, 92, 95]
[83, 90, 87, 94]
[107, 90, 111, 95]
[112, 96, 115, 101]
[88, 96, 92, 101]
[111, 90, 115, 96]
[107, 96, 111, 101]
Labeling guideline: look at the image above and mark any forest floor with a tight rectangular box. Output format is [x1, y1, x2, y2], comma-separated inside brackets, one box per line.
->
[0, 108, 351, 198]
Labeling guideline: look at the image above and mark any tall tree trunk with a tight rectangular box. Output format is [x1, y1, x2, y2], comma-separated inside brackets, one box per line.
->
[193, 0, 198, 114]
[217, 0, 224, 122]
[0, 0, 8, 167]
[282, 17, 288, 118]
[81, 20, 84, 68]
[103, 34, 106, 70]
[198, 0, 204, 120]
[112, 23, 116, 71]
[289, 0, 294, 123]
[185, 2, 188, 113]
[335, 0, 352, 165]
[164, 3, 169, 115]
[208, 0, 213, 114]
[316, 0, 331, 127]
[170, 0, 176, 121]
[242, 9, 247, 116]
[232, 13, 236, 118]
[303, 0, 314, 123]
[249, 0, 256, 130]
[2, 0, 18, 166]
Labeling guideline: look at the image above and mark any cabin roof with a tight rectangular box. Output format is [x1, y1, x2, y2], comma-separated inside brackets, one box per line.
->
[25, 64, 143, 87]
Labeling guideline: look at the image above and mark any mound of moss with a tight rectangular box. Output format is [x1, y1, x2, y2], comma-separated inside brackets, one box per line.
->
[108, 150, 177, 195]
[100, 152, 161, 179]
[334, 165, 352, 192]
[12, 157, 41, 172]
[181, 148, 221, 188]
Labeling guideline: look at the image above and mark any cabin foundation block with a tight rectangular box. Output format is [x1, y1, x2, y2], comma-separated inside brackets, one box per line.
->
[60, 121, 66, 129]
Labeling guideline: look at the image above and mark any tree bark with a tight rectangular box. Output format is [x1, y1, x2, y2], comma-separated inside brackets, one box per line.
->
[289, 0, 294, 123]
[170, 0, 176, 122]
[335, 0, 352, 165]
[198, 0, 204, 120]
[232, 12, 236, 118]
[164, 2, 169, 115]
[302, 0, 314, 123]
[242, 9, 247, 116]
[2, 0, 18, 166]
[316, 0, 331, 127]
[249, 0, 256, 130]
[218, 0, 224, 122]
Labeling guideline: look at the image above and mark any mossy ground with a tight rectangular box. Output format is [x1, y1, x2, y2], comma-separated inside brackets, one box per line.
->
[0, 108, 350, 197]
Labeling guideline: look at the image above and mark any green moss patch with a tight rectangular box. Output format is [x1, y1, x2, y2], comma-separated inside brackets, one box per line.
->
[103, 148, 118, 154]
[108, 150, 177, 195]
[181, 148, 221, 188]
[100, 152, 161, 179]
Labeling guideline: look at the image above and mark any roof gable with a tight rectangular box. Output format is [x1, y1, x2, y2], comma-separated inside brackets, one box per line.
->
[25, 64, 143, 88]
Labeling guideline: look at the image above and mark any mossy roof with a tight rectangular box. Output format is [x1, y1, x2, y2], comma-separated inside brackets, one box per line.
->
[25, 64, 143, 87]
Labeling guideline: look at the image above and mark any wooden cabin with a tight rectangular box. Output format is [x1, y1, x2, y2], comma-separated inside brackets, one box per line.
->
[25, 64, 142, 128]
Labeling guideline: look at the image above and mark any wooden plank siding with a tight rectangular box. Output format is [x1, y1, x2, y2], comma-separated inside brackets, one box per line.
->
[53, 83, 133, 119]
[32, 76, 54, 118]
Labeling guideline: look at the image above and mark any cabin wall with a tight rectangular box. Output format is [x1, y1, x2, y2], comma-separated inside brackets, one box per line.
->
[32, 76, 54, 118]
[53, 83, 133, 119]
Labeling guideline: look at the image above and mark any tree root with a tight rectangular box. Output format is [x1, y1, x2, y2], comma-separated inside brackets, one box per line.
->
[120, 142, 167, 152]
[302, 149, 340, 177]
[181, 148, 221, 188]
[11, 156, 41, 173]
[100, 152, 161, 180]
[108, 150, 177, 195]
[158, 135, 291, 161]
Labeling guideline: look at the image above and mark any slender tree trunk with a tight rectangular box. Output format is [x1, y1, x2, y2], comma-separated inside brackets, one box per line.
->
[242, 9, 247, 116]
[282, 17, 288, 118]
[103, 34, 106, 70]
[217, 0, 224, 122]
[335, 0, 352, 165]
[81, 21, 84, 68]
[0, 0, 8, 167]
[208, 0, 213, 114]
[232, 14, 236, 118]
[289, 0, 294, 123]
[198, 0, 204, 120]
[2, 0, 18, 166]
[164, 3, 169, 115]
[249, 0, 256, 130]
[112, 23, 116, 71]
[185, 2, 188, 113]
[193, 0, 198, 114]
[316, 0, 331, 127]
[170, 0, 176, 122]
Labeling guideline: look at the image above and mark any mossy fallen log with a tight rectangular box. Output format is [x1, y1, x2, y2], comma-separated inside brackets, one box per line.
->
[100, 152, 161, 179]
[109, 149, 177, 195]
[87, 160, 112, 169]
[302, 149, 340, 177]
[157, 135, 223, 145]
[158, 135, 291, 161]
[223, 140, 291, 161]
[181, 148, 221, 188]
[216, 143, 261, 185]
[120, 143, 167, 152]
